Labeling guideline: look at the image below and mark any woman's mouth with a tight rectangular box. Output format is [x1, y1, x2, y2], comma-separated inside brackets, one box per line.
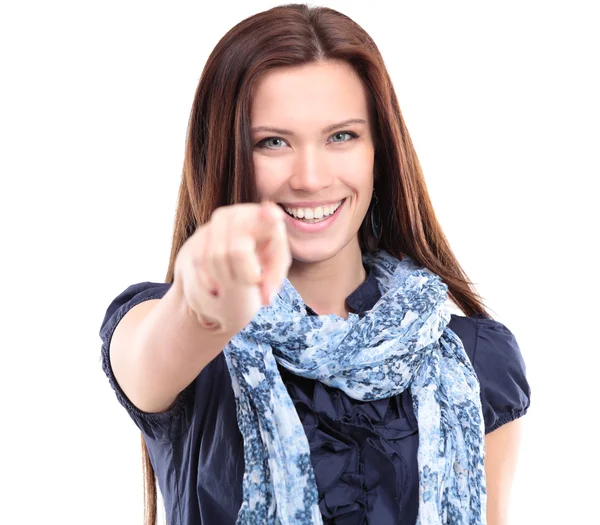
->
[280, 200, 344, 224]
[277, 199, 346, 233]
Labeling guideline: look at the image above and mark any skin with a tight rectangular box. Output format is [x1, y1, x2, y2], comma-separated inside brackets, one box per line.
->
[251, 60, 375, 318]
[485, 419, 523, 525]
[250, 59, 523, 523]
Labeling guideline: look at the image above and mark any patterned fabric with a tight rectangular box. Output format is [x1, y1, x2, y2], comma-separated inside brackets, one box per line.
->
[223, 251, 486, 525]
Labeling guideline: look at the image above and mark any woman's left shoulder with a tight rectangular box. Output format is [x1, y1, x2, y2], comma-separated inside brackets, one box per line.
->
[448, 312, 532, 433]
[448, 313, 525, 370]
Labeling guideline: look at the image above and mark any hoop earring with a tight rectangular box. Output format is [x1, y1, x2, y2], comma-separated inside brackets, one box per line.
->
[370, 190, 381, 241]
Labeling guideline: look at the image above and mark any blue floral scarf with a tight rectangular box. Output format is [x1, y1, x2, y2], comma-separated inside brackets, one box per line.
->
[223, 250, 486, 524]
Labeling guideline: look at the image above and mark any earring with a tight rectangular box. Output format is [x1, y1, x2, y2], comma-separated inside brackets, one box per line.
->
[370, 189, 381, 241]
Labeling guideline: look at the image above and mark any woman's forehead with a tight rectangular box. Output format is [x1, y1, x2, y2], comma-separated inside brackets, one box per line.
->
[250, 61, 370, 129]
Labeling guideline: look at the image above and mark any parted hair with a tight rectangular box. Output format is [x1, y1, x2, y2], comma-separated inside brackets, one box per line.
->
[142, 4, 489, 524]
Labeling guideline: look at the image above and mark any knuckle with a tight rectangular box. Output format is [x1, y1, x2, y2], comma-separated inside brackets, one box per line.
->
[207, 243, 227, 263]
[208, 251, 226, 267]
[214, 246, 229, 262]
[188, 252, 205, 269]
[183, 264, 205, 289]
[210, 206, 224, 220]
[229, 239, 253, 261]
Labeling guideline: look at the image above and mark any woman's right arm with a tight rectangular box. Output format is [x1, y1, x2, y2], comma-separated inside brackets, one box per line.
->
[108, 202, 291, 414]
[108, 279, 237, 413]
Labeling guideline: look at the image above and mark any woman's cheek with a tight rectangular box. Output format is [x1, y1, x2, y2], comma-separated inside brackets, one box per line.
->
[253, 154, 290, 197]
[334, 149, 374, 183]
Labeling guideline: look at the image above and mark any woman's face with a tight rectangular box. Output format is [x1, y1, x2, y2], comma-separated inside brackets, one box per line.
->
[250, 60, 375, 264]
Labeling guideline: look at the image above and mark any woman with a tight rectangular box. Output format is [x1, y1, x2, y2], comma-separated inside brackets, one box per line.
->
[99, 4, 530, 525]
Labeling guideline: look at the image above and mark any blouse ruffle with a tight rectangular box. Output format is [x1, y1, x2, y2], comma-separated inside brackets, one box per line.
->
[279, 366, 419, 525]
[276, 314, 531, 524]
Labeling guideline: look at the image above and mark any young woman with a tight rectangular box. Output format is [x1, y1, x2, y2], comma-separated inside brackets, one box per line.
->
[99, 4, 530, 525]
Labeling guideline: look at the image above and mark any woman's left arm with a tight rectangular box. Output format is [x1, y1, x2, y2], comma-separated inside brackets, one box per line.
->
[484, 418, 524, 525]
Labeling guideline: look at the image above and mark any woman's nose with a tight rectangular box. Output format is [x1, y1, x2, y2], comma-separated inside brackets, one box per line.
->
[288, 148, 333, 192]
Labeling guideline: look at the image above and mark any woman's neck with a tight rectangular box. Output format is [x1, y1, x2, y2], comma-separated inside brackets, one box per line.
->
[287, 241, 366, 318]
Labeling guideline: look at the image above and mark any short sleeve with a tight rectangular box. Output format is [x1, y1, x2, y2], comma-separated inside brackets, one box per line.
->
[473, 317, 531, 434]
[99, 281, 200, 442]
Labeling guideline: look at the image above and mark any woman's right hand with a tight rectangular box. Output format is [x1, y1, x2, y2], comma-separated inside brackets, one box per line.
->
[174, 201, 292, 335]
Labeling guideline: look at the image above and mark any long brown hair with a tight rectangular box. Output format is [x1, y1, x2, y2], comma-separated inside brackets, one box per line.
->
[142, 4, 490, 523]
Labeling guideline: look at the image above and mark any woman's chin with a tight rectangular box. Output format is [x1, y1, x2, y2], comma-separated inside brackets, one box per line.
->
[289, 237, 358, 266]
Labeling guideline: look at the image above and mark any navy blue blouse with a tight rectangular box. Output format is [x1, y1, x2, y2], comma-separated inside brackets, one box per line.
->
[99, 271, 530, 525]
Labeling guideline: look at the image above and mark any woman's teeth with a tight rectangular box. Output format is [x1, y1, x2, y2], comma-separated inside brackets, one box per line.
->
[283, 200, 343, 223]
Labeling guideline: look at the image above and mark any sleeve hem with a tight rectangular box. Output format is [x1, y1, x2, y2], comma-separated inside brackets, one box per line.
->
[101, 290, 194, 427]
[485, 407, 528, 434]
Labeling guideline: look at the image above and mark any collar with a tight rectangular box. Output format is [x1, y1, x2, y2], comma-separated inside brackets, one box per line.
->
[305, 267, 381, 317]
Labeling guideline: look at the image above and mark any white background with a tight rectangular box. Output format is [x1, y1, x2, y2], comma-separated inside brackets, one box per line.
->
[1, 1, 598, 523]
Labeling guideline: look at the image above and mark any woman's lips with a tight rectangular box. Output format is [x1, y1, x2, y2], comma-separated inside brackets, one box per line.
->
[281, 198, 346, 233]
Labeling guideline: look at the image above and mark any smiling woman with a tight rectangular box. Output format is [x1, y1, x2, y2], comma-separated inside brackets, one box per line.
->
[251, 61, 375, 265]
[99, 4, 530, 525]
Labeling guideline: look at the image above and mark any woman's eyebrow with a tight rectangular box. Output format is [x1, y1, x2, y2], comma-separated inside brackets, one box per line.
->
[322, 118, 367, 133]
[251, 118, 367, 136]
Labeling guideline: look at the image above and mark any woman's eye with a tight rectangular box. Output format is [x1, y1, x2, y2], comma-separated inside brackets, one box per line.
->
[257, 137, 288, 149]
[329, 131, 357, 143]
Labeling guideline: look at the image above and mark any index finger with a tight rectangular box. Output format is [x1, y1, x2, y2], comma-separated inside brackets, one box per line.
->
[255, 203, 291, 304]
[250, 201, 287, 242]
